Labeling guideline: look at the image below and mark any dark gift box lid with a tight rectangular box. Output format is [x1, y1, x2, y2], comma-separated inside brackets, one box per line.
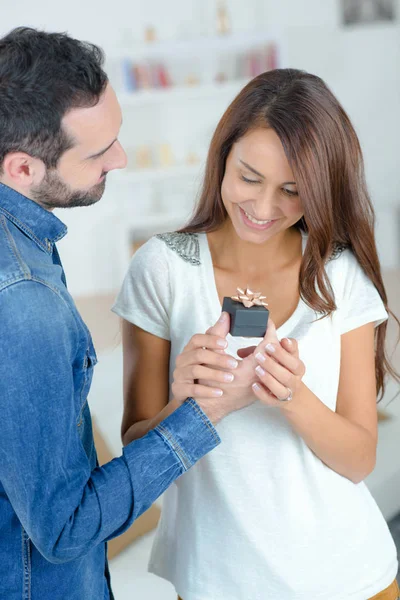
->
[222, 297, 269, 326]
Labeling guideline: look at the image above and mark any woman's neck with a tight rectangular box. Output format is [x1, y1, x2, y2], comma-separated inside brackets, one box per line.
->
[207, 221, 303, 280]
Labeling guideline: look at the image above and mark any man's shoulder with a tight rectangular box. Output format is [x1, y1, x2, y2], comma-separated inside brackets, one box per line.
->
[0, 273, 76, 328]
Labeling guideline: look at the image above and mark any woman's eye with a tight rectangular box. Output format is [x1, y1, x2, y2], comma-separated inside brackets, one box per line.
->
[282, 188, 299, 196]
[241, 175, 260, 185]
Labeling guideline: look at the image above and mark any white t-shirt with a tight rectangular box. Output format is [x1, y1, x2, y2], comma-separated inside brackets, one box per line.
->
[113, 231, 397, 600]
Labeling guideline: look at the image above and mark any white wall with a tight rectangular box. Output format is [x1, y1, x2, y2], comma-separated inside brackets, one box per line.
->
[1, 0, 400, 295]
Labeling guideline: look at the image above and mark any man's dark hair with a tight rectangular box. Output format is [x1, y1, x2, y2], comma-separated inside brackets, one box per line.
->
[0, 27, 108, 173]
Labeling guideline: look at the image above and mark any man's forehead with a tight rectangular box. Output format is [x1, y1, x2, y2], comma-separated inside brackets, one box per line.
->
[62, 86, 121, 146]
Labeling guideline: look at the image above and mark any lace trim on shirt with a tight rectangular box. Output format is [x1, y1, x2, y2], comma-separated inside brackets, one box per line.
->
[156, 232, 201, 266]
[156, 232, 345, 267]
[328, 243, 348, 262]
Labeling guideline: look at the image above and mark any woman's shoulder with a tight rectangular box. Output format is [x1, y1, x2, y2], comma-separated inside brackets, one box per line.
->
[154, 231, 204, 267]
[125, 231, 205, 285]
[325, 243, 359, 276]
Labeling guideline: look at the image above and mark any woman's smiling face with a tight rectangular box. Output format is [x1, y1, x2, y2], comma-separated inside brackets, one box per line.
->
[221, 128, 304, 244]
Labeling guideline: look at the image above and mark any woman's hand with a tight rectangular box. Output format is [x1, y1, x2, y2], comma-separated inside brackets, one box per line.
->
[252, 335, 306, 407]
[198, 318, 282, 408]
[171, 312, 239, 403]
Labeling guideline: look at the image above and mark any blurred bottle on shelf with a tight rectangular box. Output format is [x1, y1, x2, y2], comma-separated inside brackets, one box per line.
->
[144, 26, 157, 43]
[216, 1, 231, 36]
[158, 144, 175, 168]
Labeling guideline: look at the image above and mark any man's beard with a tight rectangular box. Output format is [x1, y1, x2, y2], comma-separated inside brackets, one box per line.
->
[31, 169, 107, 210]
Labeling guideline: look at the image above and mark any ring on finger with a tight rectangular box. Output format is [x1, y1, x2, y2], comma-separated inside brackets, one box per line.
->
[278, 387, 293, 402]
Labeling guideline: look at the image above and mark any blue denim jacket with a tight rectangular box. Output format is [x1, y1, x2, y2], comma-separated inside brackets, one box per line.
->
[0, 183, 220, 600]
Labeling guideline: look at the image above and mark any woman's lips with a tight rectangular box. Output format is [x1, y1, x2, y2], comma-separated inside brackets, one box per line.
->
[239, 207, 277, 231]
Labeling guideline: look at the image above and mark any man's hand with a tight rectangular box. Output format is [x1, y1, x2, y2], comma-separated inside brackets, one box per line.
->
[171, 312, 239, 403]
[197, 319, 281, 416]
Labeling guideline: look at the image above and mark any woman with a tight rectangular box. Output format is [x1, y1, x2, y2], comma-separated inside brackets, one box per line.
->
[113, 69, 400, 599]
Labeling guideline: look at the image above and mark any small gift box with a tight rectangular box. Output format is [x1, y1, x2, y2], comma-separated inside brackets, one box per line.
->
[222, 288, 269, 337]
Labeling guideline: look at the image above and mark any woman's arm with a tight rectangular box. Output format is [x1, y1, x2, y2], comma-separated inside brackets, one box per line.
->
[121, 320, 172, 446]
[253, 323, 378, 483]
[121, 314, 243, 446]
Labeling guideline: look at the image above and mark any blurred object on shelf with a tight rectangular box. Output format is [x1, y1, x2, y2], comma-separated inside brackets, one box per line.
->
[215, 71, 228, 83]
[136, 146, 154, 169]
[121, 61, 173, 91]
[186, 152, 201, 165]
[136, 64, 153, 89]
[125, 142, 205, 173]
[266, 43, 278, 70]
[158, 144, 175, 168]
[110, 33, 280, 94]
[144, 26, 157, 43]
[122, 58, 136, 92]
[216, 1, 231, 36]
[157, 63, 171, 87]
[184, 74, 200, 86]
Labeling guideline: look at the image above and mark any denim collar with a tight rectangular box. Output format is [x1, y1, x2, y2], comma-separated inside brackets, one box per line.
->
[0, 182, 67, 254]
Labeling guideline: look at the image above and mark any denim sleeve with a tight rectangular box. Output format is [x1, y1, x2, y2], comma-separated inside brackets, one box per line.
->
[0, 281, 220, 563]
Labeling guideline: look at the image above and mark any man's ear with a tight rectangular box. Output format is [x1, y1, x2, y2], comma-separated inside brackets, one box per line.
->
[1, 152, 46, 191]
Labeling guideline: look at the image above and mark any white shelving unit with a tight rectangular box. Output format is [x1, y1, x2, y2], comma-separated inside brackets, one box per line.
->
[108, 31, 281, 60]
[117, 77, 250, 106]
[115, 163, 202, 184]
[106, 30, 283, 272]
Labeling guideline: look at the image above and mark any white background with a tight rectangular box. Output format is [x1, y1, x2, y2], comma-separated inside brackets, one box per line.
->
[1, 0, 399, 296]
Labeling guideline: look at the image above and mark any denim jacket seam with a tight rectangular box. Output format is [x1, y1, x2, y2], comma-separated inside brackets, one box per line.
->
[156, 424, 191, 470]
[0, 207, 51, 253]
[156, 424, 190, 469]
[77, 340, 98, 421]
[21, 527, 31, 600]
[186, 398, 220, 443]
[0, 277, 81, 363]
[77, 398, 88, 427]
[0, 273, 32, 292]
[0, 215, 31, 278]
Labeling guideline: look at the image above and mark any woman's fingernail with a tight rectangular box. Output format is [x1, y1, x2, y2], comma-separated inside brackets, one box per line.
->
[255, 365, 265, 377]
[252, 383, 262, 392]
[223, 373, 234, 382]
[217, 339, 228, 348]
[283, 337, 292, 346]
[218, 312, 228, 323]
[212, 389, 224, 397]
[265, 343, 275, 354]
[255, 352, 266, 363]
[228, 359, 239, 369]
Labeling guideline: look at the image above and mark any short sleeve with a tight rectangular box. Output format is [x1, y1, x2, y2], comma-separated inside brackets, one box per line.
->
[334, 250, 388, 335]
[112, 237, 171, 340]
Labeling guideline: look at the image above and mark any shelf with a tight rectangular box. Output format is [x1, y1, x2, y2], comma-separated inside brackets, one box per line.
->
[114, 164, 203, 184]
[108, 31, 279, 61]
[118, 78, 250, 106]
[129, 211, 191, 232]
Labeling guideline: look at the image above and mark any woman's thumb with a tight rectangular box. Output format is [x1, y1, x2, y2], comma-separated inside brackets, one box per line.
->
[206, 311, 230, 339]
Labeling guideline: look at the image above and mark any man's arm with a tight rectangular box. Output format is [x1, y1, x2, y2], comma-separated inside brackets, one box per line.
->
[0, 280, 220, 563]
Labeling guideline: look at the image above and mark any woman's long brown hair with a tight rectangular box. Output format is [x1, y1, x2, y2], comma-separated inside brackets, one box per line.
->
[180, 68, 399, 399]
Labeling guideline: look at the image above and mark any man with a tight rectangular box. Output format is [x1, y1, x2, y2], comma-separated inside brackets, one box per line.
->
[0, 28, 245, 599]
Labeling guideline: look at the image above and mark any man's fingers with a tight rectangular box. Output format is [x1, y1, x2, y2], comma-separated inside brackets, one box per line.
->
[184, 332, 228, 353]
[175, 347, 238, 371]
[177, 364, 235, 385]
[171, 382, 224, 401]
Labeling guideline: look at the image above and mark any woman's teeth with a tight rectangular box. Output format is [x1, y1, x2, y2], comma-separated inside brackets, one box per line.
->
[243, 210, 273, 225]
